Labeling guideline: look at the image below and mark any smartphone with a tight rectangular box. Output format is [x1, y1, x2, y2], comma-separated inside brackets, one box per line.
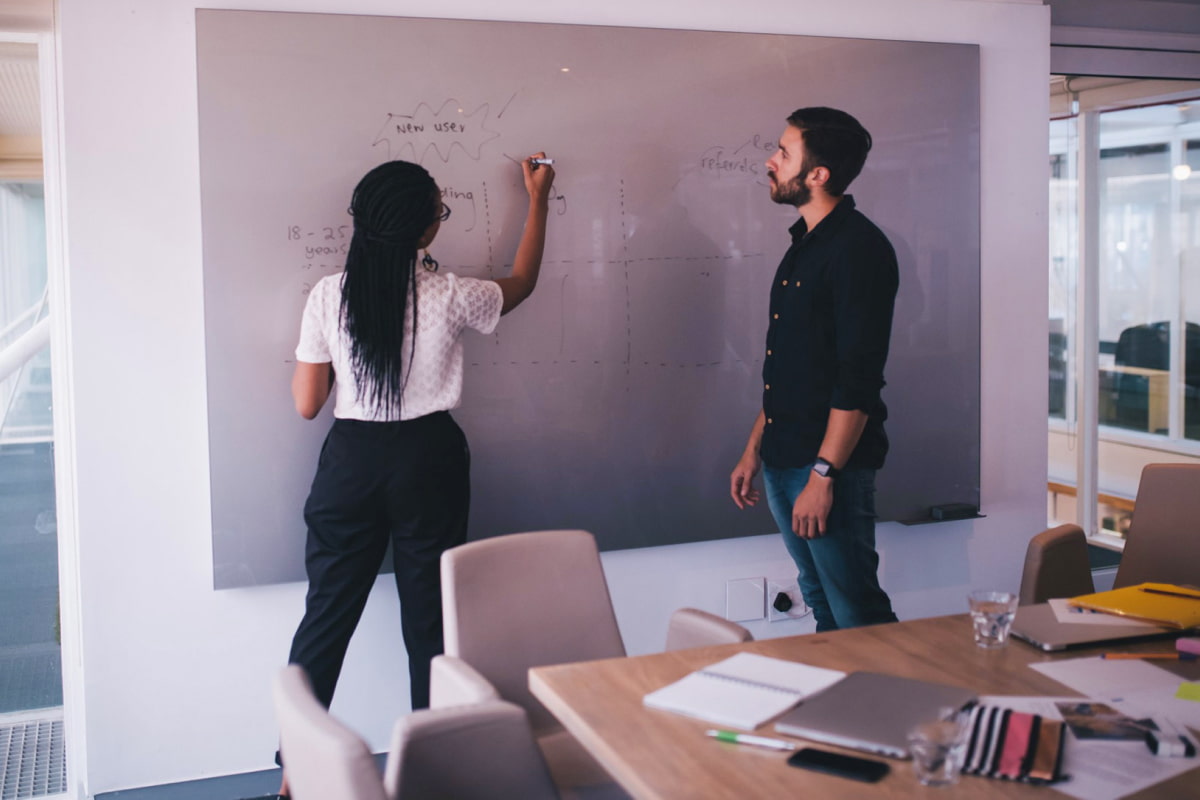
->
[786, 747, 890, 783]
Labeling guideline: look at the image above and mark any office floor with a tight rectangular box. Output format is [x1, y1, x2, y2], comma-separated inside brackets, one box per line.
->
[94, 758, 384, 800]
[94, 769, 284, 800]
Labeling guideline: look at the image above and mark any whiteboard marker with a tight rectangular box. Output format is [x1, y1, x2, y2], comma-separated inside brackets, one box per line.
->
[530, 158, 554, 165]
[706, 730, 796, 751]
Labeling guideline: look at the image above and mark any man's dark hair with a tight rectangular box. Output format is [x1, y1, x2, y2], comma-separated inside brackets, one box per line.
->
[341, 160, 441, 416]
[786, 107, 872, 197]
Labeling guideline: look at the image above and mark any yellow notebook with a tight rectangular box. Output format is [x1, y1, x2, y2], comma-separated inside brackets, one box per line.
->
[1068, 583, 1200, 630]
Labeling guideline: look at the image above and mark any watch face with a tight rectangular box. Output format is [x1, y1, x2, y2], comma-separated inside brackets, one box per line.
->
[813, 461, 830, 476]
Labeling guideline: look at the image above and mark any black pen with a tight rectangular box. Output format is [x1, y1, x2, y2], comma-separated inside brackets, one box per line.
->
[1140, 586, 1200, 601]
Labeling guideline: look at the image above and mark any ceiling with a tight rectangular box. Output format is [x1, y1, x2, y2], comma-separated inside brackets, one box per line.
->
[0, 0, 52, 35]
[0, 0, 48, 177]
[0, 41, 39, 177]
[1048, 0, 1200, 32]
[0, 42, 39, 137]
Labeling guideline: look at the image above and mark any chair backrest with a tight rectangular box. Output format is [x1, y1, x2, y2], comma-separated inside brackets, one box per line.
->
[1115, 322, 1169, 370]
[1114, 321, 1200, 386]
[1115, 463, 1200, 588]
[1018, 524, 1094, 605]
[273, 665, 389, 800]
[664, 607, 753, 651]
[441, 530, 626, 733]
[385, 700, 559, 800]
[428, 654, 501, 708]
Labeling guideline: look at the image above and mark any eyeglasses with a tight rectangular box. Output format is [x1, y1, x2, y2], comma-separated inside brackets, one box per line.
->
[439, 203, 452, 222]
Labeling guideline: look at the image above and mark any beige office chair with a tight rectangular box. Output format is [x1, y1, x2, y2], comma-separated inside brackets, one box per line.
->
[275, 665, 559, 800]
[1115, 463, 1200, 588]
[664, 607, 754, 651]
[438, 529, 625, 796]
[385, 699, 559, 800]
[437, 529, 751, 798]
[440, 530, 625, 730]
[1018, 523, 1095, 605]
[273, 665, 389, 800]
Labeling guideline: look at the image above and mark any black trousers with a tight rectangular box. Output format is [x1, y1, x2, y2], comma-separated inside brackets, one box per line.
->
[286, 412, 469, 713]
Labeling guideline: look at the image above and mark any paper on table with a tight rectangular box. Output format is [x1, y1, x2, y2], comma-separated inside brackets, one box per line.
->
[1048, 598, 1161, 628]
[1057, 741, 1199, 800]
[1030, 656, 1182, 696]
[1111, 687, 1200, 732]
[1030, 656, 1200, 731]
[643, 652, 846, 730]
[978, 696, 1199, 800]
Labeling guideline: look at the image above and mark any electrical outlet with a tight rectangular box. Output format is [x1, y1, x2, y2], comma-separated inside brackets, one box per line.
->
[725, 577, 766, 622]
[766, 578, 810, 622]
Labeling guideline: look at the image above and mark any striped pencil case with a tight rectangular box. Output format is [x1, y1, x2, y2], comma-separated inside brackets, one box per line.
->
[961, 705, 1067, 785]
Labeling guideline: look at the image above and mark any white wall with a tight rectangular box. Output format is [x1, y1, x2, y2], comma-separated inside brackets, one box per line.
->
[52, 0, 1049, 794]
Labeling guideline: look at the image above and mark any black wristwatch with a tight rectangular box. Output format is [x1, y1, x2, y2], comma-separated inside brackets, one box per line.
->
[811, 457, 840, 480]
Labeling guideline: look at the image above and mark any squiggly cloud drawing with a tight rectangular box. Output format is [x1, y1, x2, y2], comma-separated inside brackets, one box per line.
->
[372, 98, 501, 164]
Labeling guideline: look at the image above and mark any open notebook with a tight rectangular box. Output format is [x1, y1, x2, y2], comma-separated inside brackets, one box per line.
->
[642, 652, 846, 730]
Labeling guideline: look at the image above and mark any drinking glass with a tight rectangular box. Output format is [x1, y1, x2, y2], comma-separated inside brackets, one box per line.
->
[908, 707, 971, 786]
[968, 590, 1018, 648]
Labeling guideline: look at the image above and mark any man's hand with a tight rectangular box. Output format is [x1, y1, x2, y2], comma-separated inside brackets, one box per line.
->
[791, 474, 834, 538]
[730, 452, 761, 509]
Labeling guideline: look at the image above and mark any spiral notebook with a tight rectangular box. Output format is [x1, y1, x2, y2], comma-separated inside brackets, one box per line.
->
[642, 652, 846, 730]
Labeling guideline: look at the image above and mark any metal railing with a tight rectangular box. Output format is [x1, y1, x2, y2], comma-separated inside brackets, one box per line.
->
[0, 291, 50, 437]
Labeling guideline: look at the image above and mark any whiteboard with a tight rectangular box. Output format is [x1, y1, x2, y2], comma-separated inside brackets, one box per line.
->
[196, 10, 980, 589]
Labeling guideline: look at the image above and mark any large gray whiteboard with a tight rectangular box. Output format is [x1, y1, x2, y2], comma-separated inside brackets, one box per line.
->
[197, 10, 980, 589]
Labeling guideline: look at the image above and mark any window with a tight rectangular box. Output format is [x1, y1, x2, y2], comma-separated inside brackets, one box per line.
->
[1048, 79, 1200, 542]
[1, 182, 51, 438]
[1049, 120, 1076, 424]
[0, 181, 59, 716]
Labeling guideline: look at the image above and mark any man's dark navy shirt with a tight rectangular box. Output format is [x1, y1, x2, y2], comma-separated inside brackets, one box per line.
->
[760, 194, 899, 471]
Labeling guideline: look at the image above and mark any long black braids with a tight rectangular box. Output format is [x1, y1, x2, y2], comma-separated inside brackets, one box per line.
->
[342, 160, 440, 417]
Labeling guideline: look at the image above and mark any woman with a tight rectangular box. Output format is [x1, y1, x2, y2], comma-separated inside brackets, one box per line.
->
[281, 154, 553, 768]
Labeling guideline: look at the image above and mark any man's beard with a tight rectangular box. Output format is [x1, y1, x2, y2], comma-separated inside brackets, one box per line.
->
[769, 171, 811, 208]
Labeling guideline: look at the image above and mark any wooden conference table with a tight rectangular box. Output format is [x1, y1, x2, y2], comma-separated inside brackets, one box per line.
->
[529, 614, 1200, 799]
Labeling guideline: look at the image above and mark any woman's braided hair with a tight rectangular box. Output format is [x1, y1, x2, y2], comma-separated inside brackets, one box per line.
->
[342, 160, 440, 416]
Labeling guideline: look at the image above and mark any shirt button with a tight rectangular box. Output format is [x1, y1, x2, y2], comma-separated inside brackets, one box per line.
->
[767, 418, 773, 424]
[765, 384, 770, 390]
[767, 349, 772, 356]
[773, 313, 779, 320]
[781, 280, 788, 286]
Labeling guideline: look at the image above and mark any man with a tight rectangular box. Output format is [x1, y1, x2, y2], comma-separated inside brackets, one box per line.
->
[730, 107, 899, 632]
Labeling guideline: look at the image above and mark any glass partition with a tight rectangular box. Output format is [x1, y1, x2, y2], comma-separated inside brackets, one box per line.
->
[0, 181, 60, 714]
[1048, 88, 1200, 538]
[1049, 118, 1077, 424]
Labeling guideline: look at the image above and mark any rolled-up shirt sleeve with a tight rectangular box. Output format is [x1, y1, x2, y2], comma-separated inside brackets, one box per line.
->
[829, 233, 898, 413]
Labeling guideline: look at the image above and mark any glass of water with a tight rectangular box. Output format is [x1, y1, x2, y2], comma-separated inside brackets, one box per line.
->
[908, 707, 972, 786]
[968, 590, 1018, 648]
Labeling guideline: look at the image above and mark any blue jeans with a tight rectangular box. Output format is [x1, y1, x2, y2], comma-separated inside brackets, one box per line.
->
[764, 463, 897, 632]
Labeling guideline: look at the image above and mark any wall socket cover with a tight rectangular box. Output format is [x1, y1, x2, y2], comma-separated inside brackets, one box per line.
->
[766, 578, 810, 622]
[725, 577, 766, 622]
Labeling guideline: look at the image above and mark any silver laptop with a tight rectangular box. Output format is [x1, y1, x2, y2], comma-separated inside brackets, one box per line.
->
[1009, 602, 1176, 652]
[774, 671, 977, 758]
